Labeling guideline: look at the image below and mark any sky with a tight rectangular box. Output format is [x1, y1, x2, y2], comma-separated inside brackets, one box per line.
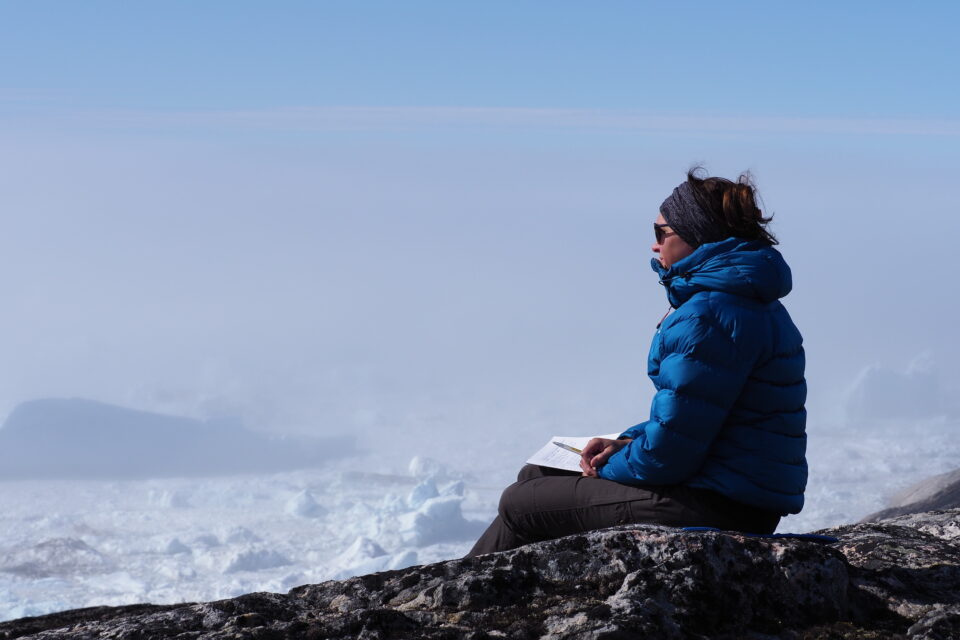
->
[1, 1, 959, 469]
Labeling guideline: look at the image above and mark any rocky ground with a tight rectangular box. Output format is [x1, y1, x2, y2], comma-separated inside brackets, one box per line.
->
[2, 509, 960, 639]
[862, 468, 960, 524]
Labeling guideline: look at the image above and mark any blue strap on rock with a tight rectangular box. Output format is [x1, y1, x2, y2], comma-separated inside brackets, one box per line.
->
[681, 526, 839, 544]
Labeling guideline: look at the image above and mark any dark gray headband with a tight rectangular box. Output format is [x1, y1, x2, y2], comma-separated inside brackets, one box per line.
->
[658, 182, 727, 248]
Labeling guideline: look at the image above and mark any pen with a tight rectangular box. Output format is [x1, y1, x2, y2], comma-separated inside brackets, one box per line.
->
[552, 441, 582, 455]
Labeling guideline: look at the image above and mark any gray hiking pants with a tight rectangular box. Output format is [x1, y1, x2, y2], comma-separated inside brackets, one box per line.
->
[466, 464, 780, 557]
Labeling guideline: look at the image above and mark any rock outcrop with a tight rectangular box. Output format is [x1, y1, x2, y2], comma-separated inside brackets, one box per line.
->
[4, 510, 960, 639]
[0, 398, 354, 479]
[862, 468, 960, 522]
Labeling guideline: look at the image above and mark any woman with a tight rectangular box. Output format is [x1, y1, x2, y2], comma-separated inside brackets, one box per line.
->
[467, 169, 806, 557]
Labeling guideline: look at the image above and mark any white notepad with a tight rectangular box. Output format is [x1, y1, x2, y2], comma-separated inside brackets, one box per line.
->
[525, 433, 621, 472]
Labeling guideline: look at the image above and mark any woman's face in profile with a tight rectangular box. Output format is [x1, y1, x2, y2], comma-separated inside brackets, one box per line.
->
[652, 213, 695, 269]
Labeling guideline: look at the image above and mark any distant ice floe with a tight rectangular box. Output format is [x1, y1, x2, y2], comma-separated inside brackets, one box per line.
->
[191, 534, 220, 548]
[343, 536, 387, 561]
[408, 456, 461, 484]
[441, 480, 465, 497]
[284, 490, 327, 518]
[223, 527, 262, 544]
[389, 458, 482, 545]
[328, 537, 418, 580]
[362, 469, 485, 550]
[163, 538, 191, 555]
[1, 538, 113, 578]
[398, 493, 482, 547]
[149, 489, 191, 509]
[223, 549, 292, 574]
[379, 493, 407, 514]
[407, 479, 440, 509]
[313, 459, 483, 576]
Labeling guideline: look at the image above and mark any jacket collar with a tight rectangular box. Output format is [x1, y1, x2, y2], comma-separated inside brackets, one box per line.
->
[652, 237, 793, 308]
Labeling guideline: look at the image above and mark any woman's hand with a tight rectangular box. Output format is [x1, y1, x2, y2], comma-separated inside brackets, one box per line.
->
[579, 438, 632, 477]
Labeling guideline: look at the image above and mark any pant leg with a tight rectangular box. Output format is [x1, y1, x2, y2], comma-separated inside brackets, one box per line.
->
[511, 466, 779, 535]
[466, 465, 575, 557]
[466, 467, 780, 557]
[465, 515, 519, 557]
[466, 467, 656, 557]
[516, 463, 581, 481]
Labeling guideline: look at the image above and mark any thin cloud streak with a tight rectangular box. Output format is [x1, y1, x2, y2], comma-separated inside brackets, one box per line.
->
[6, 103, 960, 137]
[0, 88, 65, 102]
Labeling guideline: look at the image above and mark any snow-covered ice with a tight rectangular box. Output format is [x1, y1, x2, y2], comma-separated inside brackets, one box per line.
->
[0, 454, 493, 621]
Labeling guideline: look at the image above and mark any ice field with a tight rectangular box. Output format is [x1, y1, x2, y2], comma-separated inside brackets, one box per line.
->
[3, 414, 960, 622]
[0, 454, 493, 621]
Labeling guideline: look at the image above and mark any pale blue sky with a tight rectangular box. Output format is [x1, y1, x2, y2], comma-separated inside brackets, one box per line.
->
[2, 1, 958, 115]
[1, 2, 958, 465]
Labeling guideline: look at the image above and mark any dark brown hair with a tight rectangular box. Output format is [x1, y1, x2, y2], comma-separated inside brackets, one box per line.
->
[686, 167, 777, 245]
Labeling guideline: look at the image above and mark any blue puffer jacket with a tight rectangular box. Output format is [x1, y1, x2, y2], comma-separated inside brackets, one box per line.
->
[598, 237, 807, 515]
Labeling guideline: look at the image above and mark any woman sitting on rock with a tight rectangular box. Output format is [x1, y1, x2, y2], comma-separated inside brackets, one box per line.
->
[467, 168, 807, 557]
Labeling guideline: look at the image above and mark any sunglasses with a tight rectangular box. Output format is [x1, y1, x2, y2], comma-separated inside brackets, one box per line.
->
[654, 223, 676, 244]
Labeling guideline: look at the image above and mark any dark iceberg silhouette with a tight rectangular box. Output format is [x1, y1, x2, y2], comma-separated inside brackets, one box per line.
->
[0, 398, 352, 479]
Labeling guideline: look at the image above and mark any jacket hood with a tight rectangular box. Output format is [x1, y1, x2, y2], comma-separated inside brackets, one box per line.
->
[652, 237, 793, 308]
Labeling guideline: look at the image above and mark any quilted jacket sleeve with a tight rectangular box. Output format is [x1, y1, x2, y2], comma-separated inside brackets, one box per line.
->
[618, 422, 648, 440]
[598, 311, 754, 485]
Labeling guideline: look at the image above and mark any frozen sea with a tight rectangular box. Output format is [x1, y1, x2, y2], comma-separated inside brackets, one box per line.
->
[2, 416, 959, 622]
